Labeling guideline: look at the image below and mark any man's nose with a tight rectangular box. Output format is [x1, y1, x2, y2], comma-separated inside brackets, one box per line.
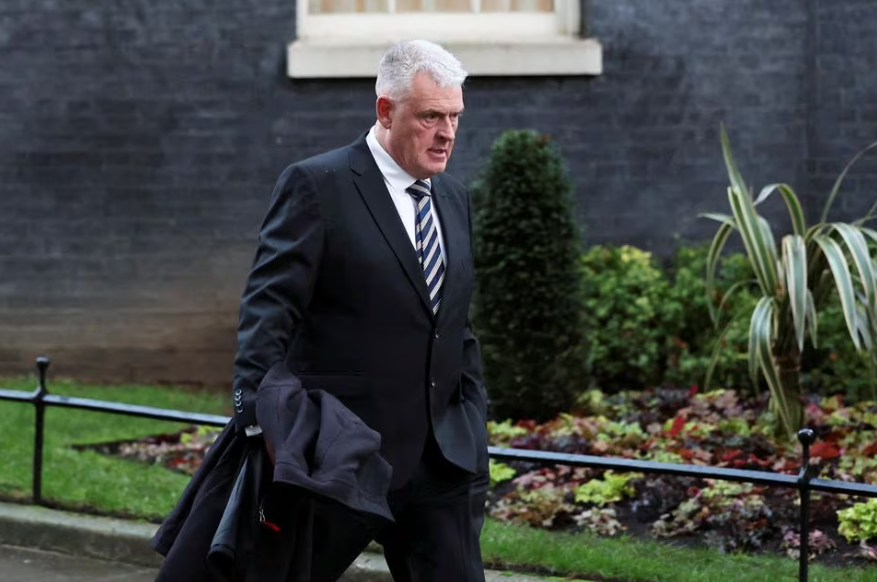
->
[436, 116, 455, 141]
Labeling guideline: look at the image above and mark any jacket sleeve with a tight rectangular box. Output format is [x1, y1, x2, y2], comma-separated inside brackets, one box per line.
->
[459, 187, 489, 423]
[232, 163, 325, 432]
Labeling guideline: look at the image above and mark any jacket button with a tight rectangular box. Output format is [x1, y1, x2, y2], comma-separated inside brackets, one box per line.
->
[430, 380, 436, 388]
[434, 332, 439, 339]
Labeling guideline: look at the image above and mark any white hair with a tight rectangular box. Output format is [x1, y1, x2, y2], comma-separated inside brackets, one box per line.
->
[375, 39, 468, 101]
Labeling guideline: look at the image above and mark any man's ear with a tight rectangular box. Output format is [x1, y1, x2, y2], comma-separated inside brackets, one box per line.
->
[376, 96, 394, 129]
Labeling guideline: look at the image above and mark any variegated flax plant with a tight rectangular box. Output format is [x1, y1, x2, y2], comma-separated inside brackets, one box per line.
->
[702, 124, 877, 440]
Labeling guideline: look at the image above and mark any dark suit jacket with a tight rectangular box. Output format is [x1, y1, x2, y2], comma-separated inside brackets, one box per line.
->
[232, 131, 489, 488]
[151, 363, 395, 582]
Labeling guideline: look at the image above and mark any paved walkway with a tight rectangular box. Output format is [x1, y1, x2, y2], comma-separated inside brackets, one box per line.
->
[0, 543, 564, 582]
[0, 544, 156, 582]
[0, 501, 562, 582]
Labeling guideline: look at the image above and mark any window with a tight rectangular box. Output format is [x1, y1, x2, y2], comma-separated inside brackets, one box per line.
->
[287, 0, 602, 78]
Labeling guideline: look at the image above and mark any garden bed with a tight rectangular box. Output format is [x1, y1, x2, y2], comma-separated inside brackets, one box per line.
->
[78, 385, 877, 568]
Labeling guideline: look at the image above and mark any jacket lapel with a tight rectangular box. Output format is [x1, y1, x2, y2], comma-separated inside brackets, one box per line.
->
[349, 137, 435, 316]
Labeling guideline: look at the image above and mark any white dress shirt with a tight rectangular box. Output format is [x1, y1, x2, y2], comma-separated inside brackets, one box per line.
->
[365, 125, 446, 258]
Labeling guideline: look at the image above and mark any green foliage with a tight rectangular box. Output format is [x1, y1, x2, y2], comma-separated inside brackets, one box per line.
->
[485, 385, 877, 563]
[652, 481, 776, 553]
[179, 424, 219, 445]
[491, 483, 578, 528]
[490, 465, 593, 528]
[662, 243, 758, 393]
[573, 240, 876, 403]
[838, 498, 877, 543]
[472, 129, 584, 421]
[701, 125, 877, 439]
[487, 419, 529, 445]
[593, 418, 647, 444]
[579, 245, 669, 391]
[716, 416, 753, 437]
[803, 296, 876, 401]
[575, 388, 614, 416]
[575, 471, 643, 505]
[578, 242, 760, 395]
[489, 459, 516, 488]
[573, 507, 626, 536]
[780, 528, 837, 561]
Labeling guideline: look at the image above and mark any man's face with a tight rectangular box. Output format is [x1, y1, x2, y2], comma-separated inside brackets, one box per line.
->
[379, 72, 464, 179]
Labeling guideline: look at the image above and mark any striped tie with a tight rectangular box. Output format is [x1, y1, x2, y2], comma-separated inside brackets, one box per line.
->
[406, 179, 445, 314]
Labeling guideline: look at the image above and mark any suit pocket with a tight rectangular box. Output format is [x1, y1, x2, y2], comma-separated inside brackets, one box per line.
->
[463, 398, 490, 472]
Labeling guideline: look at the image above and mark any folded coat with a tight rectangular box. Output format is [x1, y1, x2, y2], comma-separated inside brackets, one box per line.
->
[150, 362, 394, 582]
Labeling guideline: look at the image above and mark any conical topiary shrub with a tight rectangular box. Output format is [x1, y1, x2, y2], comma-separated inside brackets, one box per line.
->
[471, 129, 585, 422]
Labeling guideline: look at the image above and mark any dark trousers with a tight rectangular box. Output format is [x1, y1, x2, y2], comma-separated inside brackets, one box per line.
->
[308, 434, 490, 582]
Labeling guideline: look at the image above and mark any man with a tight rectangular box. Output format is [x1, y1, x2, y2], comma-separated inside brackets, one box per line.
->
[232, 39, 490, 581]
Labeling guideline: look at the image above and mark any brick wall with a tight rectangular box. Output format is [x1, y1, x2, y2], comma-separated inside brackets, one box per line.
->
[808, 0, 877, 219]
[0, 0, 306, 385]
[1, 0, 874, 385]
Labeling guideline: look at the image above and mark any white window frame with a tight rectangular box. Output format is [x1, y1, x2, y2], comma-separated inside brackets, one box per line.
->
[299, 0, 578, 42]
[287, 0, 602, 78]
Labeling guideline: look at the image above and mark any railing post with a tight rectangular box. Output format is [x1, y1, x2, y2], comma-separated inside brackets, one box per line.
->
[32, 356, 50, 505]
[797, 428, 815, 582]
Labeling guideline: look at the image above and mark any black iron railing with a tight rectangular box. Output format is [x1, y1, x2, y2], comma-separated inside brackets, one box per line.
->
[2, 356, 876, 582]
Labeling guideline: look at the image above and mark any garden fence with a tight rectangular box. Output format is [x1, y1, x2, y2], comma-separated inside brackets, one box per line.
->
[2, 356, 876, 582]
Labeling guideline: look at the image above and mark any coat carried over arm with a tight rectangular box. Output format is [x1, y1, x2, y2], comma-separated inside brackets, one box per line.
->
[150, 362, 394, 582]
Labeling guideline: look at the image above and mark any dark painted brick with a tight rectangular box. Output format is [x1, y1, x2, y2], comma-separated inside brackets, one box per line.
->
[3, 0, 877, 384]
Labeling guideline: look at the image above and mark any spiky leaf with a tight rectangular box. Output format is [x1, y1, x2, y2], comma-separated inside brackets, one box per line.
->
[782, 234, 808, 352]
[814, 235, 861, 350]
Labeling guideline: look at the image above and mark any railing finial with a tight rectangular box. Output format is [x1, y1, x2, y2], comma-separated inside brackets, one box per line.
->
[35, 356, 50, 397]
[797, 427, 815, 447]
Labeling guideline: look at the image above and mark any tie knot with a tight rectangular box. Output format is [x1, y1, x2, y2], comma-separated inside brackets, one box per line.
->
[406, 180, 431, 200]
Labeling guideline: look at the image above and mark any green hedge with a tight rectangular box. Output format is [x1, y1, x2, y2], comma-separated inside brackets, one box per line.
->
[579, 245, 669, 392]
[474, 235, 873, 421]
[660, 244, 756, 393]
[471, 129, 585, 422]
[469, 131, 874, 423]
[581, 241, 873, 400]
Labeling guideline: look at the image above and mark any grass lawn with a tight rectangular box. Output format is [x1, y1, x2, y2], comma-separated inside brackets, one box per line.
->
[0, 375, 874, 582]
[0, 375, 231, 522]
[481, 519, 877, 582]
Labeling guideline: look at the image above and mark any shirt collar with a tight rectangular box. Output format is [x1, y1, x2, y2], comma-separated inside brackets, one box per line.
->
[366, 125, 431, 193]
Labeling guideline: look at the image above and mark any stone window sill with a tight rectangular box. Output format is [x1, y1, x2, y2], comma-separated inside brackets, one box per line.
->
[286, 37, 603, 79]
